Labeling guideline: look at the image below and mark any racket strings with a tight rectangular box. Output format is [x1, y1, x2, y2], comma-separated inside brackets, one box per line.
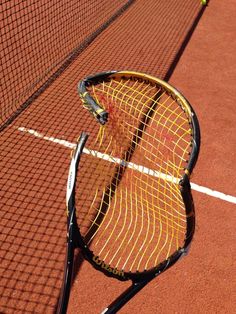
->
[77, 156, 186, 271]
[77, 77, 194, 272]
[92, 80, 192, 169]
[94, 80, 189, 133]
[79, 161, 186, 236]
[82, 139, 186, 208]
[84, 187, 186, 238]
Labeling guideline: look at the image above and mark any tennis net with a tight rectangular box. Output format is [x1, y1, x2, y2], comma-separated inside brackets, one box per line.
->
[0, 1, 205, 313]
[0, 0, 134, 129]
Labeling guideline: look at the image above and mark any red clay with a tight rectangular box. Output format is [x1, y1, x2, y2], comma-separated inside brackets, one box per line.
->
[1, 1, 235, 314]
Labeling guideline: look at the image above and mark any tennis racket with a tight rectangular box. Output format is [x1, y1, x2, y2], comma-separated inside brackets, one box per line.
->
[57, 70, 200, 313]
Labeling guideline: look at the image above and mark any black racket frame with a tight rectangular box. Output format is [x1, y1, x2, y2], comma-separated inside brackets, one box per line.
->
[57, 71, 201, 314]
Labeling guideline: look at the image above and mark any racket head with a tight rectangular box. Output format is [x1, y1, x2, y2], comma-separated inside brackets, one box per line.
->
[73, 71, 200, 282]
[78, 70, 200, 172]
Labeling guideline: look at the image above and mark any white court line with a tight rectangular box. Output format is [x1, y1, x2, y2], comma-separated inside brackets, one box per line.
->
[18, 126, 236, 205]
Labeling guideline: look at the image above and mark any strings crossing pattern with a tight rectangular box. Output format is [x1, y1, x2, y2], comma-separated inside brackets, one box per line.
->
[75, 76, 193, 273]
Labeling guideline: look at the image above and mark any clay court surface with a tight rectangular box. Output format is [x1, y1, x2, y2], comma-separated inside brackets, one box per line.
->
[0, 0, 235, 313]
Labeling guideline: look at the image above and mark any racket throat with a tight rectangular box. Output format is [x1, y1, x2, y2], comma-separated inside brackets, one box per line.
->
[101, 280, 149, 314]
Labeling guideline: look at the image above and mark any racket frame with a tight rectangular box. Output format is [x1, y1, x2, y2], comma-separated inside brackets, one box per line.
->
[58, 71, 200, 313]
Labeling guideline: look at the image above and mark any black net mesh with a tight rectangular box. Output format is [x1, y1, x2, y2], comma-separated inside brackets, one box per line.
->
[0, 1, 204, 313]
